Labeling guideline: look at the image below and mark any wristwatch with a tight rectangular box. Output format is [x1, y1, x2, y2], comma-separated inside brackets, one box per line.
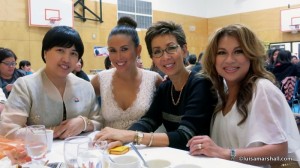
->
[134, 131, 144, 145]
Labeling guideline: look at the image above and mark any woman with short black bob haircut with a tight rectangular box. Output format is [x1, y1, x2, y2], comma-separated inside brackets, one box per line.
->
[0, 26, 101, 140]
[41, 26, 84, 62]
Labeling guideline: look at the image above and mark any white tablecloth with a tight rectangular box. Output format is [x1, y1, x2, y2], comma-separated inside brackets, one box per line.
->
[45, 131, 260, 168]
[0, 131, 260, 168]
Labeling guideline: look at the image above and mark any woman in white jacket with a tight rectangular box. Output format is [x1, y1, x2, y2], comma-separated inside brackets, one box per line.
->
[0, 26, 101, 140]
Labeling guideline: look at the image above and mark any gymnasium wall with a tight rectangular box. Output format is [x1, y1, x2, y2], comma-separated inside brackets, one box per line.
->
[208, 5, 300, 45]
[0, 0, 299, 72]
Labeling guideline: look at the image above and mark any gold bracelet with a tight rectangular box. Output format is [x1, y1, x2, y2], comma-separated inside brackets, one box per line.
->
[133, 131, 138, 145]
[148, 132, 154, 147]
[133, 131, 144, 145]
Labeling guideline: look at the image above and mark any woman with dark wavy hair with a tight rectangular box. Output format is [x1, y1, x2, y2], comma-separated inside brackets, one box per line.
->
[187, 24, 300, 167]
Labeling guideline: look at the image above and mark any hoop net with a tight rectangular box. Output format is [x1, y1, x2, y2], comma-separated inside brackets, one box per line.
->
[289, 24, 299, 34]
[49, 17, 61, 27]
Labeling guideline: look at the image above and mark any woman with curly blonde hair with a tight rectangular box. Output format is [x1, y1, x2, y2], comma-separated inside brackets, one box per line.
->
[187, 24, 300, 167]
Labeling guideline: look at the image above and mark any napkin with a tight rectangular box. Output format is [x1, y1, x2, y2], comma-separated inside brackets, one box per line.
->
[0, 136, 24, 159]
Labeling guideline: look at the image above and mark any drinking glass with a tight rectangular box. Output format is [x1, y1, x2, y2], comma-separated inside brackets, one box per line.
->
[77, 140, 108, 168]
[25, 125, 48, 166]
[64, 136, 91, 168]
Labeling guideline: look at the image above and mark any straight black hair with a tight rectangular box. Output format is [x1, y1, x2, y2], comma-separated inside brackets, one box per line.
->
[41, 26, 84, 63]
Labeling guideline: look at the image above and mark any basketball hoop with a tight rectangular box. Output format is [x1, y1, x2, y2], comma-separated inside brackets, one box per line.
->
[289, 24, 299, 34]
[49, 17, 61, 27]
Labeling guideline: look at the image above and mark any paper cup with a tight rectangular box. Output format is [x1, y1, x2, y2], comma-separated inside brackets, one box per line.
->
[46, 129, 53, 152]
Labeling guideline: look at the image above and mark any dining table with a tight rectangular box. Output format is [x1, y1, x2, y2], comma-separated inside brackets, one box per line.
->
[0, 131, 261, 168]
[47, 131, 260, 168]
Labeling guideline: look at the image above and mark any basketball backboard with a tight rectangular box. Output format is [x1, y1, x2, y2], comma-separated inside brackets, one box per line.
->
[281, 7, 300, 32]
[28, 0, 73, 27]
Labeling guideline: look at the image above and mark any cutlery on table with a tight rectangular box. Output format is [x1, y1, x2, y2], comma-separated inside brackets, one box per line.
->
[130, 143, 149, 167]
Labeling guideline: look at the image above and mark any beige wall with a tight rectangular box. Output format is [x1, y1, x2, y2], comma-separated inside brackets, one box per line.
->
[0, 0, 299, 73]
[208, 5, 300, 44]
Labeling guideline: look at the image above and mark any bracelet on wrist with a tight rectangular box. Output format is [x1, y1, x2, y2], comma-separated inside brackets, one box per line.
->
[78, 115, 87, 131]
[133, 131, 144, 145]
[85, 117, 92, 131]
[148, 132, 154, 147]
[230, 148, 236, 161]
[133, 131, 138, 145]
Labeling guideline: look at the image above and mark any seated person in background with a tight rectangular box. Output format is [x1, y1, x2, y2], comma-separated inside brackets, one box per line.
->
[73, 59, 90, 81]
[266, 48, 281, 72]
[185, 54, 197, 71]
[19, 60, 34, 75]
[94, 21, 218, 151]
[0, 88, 6, 113]
[187, 24, 300, 167]
[0, 48, 26, 98]
[272, 50, 300, 82]
[150, 62, 166, 79]
[91, 16, 163, 130]
[192, 52, 203, 73]
[136, 55, 144, 68]
[0, 26, 101, 140]
[104, 56, 114, 70]
[291, 55, 299, 64]
[271, 50, 300, 106]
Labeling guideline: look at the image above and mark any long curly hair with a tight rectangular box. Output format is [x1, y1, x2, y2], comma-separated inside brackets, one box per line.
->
[202, 24, 275, 125]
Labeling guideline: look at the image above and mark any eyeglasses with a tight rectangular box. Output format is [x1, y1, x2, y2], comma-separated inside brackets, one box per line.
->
[1, 62, 17, 67]
[152, 45, 180, 58]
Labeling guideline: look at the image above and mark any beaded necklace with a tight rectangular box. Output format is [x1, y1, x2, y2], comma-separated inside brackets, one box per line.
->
[171, 71, 191, 106]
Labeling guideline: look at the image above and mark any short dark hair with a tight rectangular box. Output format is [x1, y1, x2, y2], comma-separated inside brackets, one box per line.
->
[145, 21, 186, 58]
[104, 56, 112, 70]
[188, 54, 197, 64]
[19, 60, 31, 69]
[41, 26, 84, 63]
[0, 48, 17, 63]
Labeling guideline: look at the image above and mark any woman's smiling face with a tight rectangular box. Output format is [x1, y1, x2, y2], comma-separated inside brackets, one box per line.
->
[107, 34, 141, 72]
[215, 35, 250, 86]
[151, 34, 187, 77]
